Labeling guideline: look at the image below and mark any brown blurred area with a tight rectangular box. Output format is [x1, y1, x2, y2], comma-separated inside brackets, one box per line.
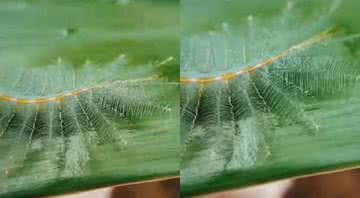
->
[52, 178, 179, 198]
[203, 169, 360, 198]
[54, 169, 360, 198]
[284, 169, 360, 198]
[111, 178, 179, 198]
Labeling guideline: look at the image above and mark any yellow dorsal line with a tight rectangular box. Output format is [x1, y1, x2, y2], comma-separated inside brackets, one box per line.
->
[180, 28, 335, 84]
[0, 76, 160, 105]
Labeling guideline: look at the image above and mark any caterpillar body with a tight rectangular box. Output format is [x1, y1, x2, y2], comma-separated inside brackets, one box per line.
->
[0, 54, 175, 194]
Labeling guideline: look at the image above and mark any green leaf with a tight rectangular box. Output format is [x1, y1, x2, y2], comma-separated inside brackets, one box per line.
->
[180, 0, 360, 196]
[0, 1, 179, 198]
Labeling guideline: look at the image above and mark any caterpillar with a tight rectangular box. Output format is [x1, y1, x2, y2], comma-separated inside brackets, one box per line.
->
[180, 0, 360, 188]
[0, 54, 176, 194]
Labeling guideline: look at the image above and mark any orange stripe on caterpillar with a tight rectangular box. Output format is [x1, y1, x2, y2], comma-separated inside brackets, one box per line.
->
[0, 76, 161, 105]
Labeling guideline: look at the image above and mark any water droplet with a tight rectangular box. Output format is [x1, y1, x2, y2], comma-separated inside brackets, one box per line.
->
[62, 27, 78, 37]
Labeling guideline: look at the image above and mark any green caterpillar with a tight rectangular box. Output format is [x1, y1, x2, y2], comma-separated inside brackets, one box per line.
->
[0, 54, 174, 192]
